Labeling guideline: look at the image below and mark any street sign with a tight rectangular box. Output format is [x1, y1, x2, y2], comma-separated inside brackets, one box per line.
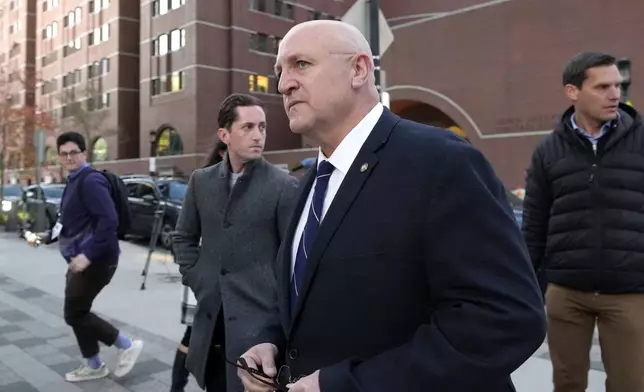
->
[341, 0, 394, 56]
[34, 129, 46, 165]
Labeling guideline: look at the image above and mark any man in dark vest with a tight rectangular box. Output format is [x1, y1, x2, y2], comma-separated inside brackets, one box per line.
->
[523, 52, 644, 391]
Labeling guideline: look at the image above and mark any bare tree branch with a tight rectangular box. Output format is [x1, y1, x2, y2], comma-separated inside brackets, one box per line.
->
[57, 82, 111, 162]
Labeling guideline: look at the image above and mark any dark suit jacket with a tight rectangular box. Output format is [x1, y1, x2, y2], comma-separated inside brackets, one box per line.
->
[258, 109, 546, 391]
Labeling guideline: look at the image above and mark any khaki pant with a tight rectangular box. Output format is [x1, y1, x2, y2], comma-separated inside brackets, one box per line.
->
[546, 283, 644, 392]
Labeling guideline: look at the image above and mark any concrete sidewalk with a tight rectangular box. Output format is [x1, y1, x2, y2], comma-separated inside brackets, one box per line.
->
[0, 233, 607, 391]
[0, 233, 201, 391]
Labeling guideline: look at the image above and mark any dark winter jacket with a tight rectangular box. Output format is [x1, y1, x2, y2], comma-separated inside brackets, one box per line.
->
[522, 103, 644, 294]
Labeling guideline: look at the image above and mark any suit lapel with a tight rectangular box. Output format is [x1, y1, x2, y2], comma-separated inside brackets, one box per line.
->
[280, 168, 316, 329]
[290, 109, 401, 326]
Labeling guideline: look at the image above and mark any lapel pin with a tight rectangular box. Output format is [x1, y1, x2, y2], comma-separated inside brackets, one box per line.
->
[360, 163, 368, 172]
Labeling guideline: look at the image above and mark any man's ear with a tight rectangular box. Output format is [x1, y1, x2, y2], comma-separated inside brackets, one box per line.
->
[350, 53, 372, 89]
[564, 84, 580, 102]
[217, 128, 230, 144]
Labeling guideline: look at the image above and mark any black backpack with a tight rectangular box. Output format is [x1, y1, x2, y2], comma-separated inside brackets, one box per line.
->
[77, 168, 132, 240]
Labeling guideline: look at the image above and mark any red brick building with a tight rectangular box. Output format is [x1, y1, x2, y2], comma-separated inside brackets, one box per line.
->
[380, 0, 644, 188]
[6, 0, 644, 187]
[137, 0, 348, 175]
[136, 0, 643, 187]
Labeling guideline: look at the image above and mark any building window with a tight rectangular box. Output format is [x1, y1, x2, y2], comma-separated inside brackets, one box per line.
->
[273, 36, 281, 53]
[152, 0, 183, 16]
[45, 147, 58, 166]
[273, 0, 293, 19]
[9, 21, 21, 35]
[170, 29, 184, 51]
[249, 33, 270, 53]
[308, 10, 321, 20]
[63, 38, 81, 57]
[155, 127, 183, 156]
[248, 74, 269, 93]
[88, 58, 109, 78]
[9, 43, 21, 58]
[62, 69, 81, 87]
[89, 23, 110, 45]
[151, 71, 185, 96]
[92, 138, 109, 161]
[42, 51, 57, 66]
[153, 29, 184, 56]
[250, 0, 266, 12]
[65, 7, 81, 27]
[169, 71, 184, 92]
[65, 11, 74, 27]
[43, 22, 58, 39]
[89, 0, 109, 13]
[284, 3, 293, 19]
[41, 79, 58, 95]
[42, 51, 58, 66]
[42, 0, 58, 11]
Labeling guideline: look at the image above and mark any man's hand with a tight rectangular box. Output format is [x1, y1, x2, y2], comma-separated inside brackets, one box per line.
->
[69, 254, 91, 273]
[287, 370, 320, 392]
[24, 231, 42, 248]
[237, 343, 278, 392]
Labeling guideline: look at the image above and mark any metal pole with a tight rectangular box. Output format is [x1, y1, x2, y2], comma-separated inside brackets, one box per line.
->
[33, 130, 46, 232]
[0, 122, 5, 201]
[369, 0, 381, 96]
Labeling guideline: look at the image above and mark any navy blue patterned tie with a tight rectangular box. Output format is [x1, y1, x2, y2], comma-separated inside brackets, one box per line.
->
[290, 160, 335, 313]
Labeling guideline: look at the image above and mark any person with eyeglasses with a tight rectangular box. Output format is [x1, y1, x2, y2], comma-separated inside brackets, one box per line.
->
[25, 131, 144, 383]
[237, 20, 546, 392]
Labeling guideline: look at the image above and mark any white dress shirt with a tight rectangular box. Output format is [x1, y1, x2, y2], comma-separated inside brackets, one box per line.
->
[291, 103, 384, 275]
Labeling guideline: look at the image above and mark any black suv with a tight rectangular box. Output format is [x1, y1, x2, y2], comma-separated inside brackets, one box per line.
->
[121, 174, 188, 248]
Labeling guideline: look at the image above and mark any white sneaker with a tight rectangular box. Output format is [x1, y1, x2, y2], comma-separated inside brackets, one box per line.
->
[113, 339, 144, 377]
[65, 361, 109, 382]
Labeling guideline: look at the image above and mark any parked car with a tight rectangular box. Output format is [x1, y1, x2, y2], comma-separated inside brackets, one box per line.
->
[1, 184, 24, 228]
[1, 184, 24, 212]
[121, 174, 187, 248]
[15, 184, 65, 233]
[24, 183, 65, 214]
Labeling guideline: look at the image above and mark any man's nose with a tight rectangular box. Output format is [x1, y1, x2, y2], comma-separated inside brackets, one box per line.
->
[278, 72, 297, 95]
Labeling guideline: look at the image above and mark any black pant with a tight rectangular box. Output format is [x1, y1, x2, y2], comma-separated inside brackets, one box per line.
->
[64, 260, 119, 358]
[180, 325, 192, 347]
[205, 309, 226, 391]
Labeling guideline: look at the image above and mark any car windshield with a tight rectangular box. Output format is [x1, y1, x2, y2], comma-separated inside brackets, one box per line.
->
[167, 182, 187, 202]
[2, 186, 22, 197]
[42, 186, 65, 199]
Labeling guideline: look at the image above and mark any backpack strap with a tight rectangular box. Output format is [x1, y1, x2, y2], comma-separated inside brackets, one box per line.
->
[75, 167, 97, 210]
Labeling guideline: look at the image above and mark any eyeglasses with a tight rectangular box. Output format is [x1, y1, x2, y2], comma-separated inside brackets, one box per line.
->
[217, 348, 302, 392]
[58, 150, 81, 158]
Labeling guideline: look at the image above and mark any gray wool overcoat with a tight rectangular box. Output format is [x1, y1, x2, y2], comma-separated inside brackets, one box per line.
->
[172, 157, 300, 390]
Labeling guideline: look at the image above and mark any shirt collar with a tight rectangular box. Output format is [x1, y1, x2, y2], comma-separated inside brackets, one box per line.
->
[570, 113, 615, 141]
[317, 103, 384, 175]
[67, 162, 90, 180]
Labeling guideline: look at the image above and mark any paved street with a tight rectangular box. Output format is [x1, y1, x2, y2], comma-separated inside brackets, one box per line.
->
[0, 233, 606, 391]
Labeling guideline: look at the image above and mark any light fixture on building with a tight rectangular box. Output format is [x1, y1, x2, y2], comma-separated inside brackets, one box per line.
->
[617, 57, 632, 104]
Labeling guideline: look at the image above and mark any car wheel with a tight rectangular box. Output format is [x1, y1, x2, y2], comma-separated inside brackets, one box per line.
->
[159, 222, 174, 249]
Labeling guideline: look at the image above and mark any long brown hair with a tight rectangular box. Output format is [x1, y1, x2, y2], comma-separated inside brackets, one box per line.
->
[204, 140, 228, 168]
